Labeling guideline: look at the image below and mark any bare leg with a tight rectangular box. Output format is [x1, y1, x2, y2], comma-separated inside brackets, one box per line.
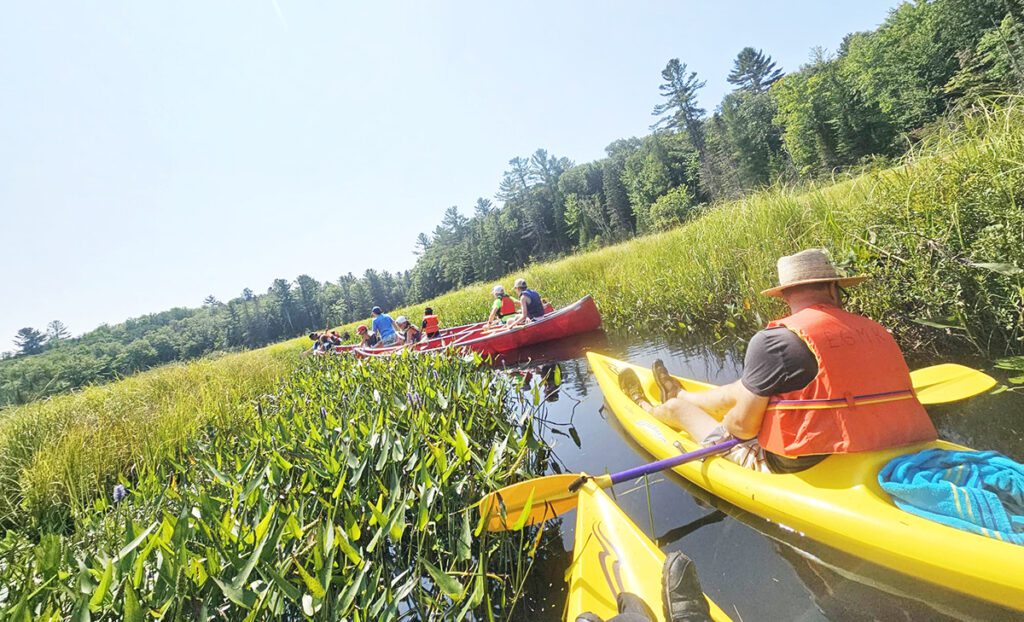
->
[631, 391, 721, 442]
[650, 398, 721, 442]
[672, 383, 738, 419]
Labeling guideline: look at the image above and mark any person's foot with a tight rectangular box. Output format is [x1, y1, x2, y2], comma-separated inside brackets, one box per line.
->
[619, 368, 649, 406]
[663, 551, 712, 622]
[574, 614, 604, 622]
[652, 359, 683, 403]
[617, 592, 657, 620]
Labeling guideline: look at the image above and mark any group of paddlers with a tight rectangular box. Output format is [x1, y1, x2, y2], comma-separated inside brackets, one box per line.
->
[308, 277, 553, 353]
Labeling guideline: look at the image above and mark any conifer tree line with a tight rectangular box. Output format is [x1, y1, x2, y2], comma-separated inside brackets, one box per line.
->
[3, 0, 1021, 405]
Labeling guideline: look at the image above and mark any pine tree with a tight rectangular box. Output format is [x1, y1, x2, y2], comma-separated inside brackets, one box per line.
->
[727, 47, 784, 93]
[652, 59, 708, 163]
[13, 327, 46, 355]
[46, 320, 70, 341]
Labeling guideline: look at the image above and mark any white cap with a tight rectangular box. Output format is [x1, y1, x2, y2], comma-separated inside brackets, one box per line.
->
[395, 315, 407, 325]
[492, 285, 504, 295]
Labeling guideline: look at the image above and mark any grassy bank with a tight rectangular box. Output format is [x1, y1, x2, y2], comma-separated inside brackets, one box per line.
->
[0, 353, 554, 619]
[0, 343, 299, 526]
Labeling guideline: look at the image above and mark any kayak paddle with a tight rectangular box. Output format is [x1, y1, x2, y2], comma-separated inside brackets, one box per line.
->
[479, 362, 996, 532]
[908, 363, 997, 404]
[479, 438, 740, 532]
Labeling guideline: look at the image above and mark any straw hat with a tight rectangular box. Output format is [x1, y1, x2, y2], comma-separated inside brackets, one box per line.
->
[761, 248, 867, 297]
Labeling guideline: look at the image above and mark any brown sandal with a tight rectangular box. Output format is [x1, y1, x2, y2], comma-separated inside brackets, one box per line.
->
[653, 359, 683, 402]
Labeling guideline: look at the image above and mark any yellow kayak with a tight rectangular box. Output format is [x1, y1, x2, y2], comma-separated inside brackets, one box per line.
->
[586, 352, 1024, 611]
[567, 479, 731, 621]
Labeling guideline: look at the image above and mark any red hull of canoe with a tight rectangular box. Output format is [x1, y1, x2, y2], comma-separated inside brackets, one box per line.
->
[342, 296, 601, 358]
[453, 295, 602, 356]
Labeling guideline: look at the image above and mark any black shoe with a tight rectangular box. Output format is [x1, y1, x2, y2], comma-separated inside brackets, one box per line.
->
[653, 359, 683, 403]
[663, 551, 712, 622]
[617, 592, 657, 620]
[619, 368, 648, 405]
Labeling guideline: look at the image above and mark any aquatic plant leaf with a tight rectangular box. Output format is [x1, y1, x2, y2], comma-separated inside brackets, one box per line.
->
[88, 560, 112, 612]
[122, 579, 143, 622]
[335, 527, 362, 565]
[254, 504, 276, 543]
[453, 425, 472, 463]
[241, 468, 267, 500]
[336, 560, 371, 615]
[512, 488, 535, 531]
[115, 522, 157, 562]
[231, 529, 271, 591]
[457, 511, 472, 561]
[294, 559, 326, 599]
[912, 317, 966, 330]
[212, 577, 257, 609]
[422, 559, 464, 600]
[261, 564, 303, 604]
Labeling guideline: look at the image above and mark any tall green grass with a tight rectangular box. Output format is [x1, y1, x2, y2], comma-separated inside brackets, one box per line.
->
[0, 343, 298, 526]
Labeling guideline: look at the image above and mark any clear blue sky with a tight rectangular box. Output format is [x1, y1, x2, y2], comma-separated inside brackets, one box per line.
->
[0, 1, 900, 348]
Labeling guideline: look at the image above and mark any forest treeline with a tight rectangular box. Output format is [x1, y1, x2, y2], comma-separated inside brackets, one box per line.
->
[3, 0, 1021, 406]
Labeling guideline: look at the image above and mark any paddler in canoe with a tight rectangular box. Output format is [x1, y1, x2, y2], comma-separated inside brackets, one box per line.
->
[370, 305, 401, 347]
[394, 315, 421, 346]
[487, 284, 518, 325]
[505, 277, 547, 328]
[420, 307, 440, 340]
[619, 248, 937, 474]
[355, 324, 378, 348]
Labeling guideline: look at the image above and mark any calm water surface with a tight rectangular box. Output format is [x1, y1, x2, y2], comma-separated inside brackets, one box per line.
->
[502, 332, 1024, 622]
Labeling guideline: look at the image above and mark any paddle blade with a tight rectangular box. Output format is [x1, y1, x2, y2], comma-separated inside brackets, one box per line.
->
[479, 474, 581, 532]
[911, 363, 996, 405]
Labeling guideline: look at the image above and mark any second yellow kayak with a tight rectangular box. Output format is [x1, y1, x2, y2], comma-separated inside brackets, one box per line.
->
[566, 479, 731, 621]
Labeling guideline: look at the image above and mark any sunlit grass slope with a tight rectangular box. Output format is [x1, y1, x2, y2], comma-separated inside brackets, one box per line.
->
[0, 343, 297, 524]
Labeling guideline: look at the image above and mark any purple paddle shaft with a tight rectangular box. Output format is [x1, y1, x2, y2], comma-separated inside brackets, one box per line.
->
[608, 437, 742, 485]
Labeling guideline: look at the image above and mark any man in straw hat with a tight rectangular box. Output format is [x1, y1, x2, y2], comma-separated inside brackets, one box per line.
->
[619, 248, 937, 474]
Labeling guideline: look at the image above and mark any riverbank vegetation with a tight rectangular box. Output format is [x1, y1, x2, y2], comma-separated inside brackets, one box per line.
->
[344, 99, 1024, 361]
[0, 353, 556, 619]
[4, 0, 1021, 407]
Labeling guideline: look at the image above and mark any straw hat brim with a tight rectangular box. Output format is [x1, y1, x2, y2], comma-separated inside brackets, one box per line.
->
[761, 275, 868, 297]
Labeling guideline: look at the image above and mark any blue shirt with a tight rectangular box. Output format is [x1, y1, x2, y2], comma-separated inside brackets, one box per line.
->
[372, 314, 396, 339]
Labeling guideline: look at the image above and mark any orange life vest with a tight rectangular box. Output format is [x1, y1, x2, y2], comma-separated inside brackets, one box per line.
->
[498, 295, 516, 317]
[422, 314, 439, 334]
[758, 304, 937, 457]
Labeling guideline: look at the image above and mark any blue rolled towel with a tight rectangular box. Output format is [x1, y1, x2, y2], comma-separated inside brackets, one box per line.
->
[879, 448, 1024, 545]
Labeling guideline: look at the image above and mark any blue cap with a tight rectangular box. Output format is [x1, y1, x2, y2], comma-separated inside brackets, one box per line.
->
[371, 306, 382, 314]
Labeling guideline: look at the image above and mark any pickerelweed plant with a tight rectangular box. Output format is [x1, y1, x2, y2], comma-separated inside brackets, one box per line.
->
[0, 352, 557, 621]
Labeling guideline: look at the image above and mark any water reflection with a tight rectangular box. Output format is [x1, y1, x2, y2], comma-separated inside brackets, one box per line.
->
[504, 331, 1023, 621]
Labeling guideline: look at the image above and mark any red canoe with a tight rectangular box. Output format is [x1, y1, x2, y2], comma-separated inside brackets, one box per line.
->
[449, 295, 602, 357]
[342, 296, 602, 359]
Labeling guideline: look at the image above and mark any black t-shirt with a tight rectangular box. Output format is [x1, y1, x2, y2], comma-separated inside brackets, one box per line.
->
[741, 327, 818, 397]
[741, 326, 826, 473]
